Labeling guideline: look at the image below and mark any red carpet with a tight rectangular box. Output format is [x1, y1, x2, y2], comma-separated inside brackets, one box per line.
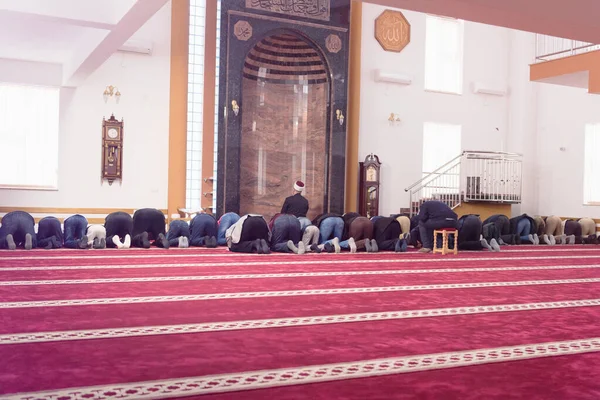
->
[1, 246, 599, 399]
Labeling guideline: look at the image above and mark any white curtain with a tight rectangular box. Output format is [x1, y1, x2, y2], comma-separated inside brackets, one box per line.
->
[424, 15, 464, 94]
[0, 83, 59, 188]
[584, 123, 600, 204]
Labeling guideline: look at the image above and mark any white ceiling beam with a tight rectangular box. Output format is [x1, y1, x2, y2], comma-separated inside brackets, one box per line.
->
[0, 10, 115, 30]
[62, 0, 169, 87]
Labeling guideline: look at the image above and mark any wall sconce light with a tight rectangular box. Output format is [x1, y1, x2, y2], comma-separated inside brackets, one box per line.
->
[336, 109, 345, 126]
[103, 85, 121, 104]
[231, 100, 240, 116]
[388, 113, 401, 126]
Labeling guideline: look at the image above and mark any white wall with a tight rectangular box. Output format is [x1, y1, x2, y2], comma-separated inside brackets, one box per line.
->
[359, 5, 510, 216]
[506, 30, 538, 216]
[0, 3, 171, 209]
[535, 83, 600, 218]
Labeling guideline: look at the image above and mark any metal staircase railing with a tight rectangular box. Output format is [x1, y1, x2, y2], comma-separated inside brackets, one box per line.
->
[535, 34, 600, 63]
[405, 151, 523, 217]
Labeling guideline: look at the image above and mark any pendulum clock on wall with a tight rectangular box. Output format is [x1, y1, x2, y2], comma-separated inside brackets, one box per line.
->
[101, 114, 124, 185]
[216, 0, 351, 220]
[359, 154, 381, 218]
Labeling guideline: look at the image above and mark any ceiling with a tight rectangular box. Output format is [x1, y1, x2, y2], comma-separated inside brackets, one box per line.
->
[363, 0, 600, 44]
[2, 0, 599, 87]
[0, 0, 168, 86]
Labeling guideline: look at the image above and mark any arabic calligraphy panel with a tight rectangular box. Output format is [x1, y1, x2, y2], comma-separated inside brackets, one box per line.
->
[245, 0, 330, 21]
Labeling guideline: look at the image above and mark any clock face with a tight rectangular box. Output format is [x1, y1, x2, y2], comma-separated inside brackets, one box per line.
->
[366, 166, 377, 182]
[108, 128, 119, 139]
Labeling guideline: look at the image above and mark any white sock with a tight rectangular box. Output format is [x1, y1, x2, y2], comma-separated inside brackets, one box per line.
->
[113, 236, 124, 249]
[123, 234, 131, 249]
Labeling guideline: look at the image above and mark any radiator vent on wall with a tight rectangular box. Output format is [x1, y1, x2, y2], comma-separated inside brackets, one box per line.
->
[472, 82, 507, 96]
[374, 69, 412, 85]
[118, 40, 154, 55]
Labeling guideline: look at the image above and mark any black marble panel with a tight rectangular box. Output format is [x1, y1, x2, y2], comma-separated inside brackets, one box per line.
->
[216, 0, 350, 218]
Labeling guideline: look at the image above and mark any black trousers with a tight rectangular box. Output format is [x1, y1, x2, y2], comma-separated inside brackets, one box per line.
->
[375, 219, 401, 251]
[132, 208, 167, 248]
[105, 212, 133, 248]
[458, 215, 484, 251]
[271, 214, 302, 252]
[37, 216, 63, 248]
[564, 220, 583, 244]
[230, 216, 270, 253]
[487, 215, 516, 244]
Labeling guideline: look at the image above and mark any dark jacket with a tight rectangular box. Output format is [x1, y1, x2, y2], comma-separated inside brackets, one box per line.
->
[373, 217, 398, 241]
[281, 193, 309, 218]
[342, 212, 361, 240]
[457, 214, 482, 243]
[418, 201, 457, 222]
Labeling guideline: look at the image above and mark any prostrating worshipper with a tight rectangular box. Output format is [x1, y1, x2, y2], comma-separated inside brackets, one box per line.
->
[189, 213, 218, 248]
[370, 215, 383, 224]
[0, 211, 37, 250]
[312, 213, 345, 253]
[269, 213, 305, 254]
[579, 218, 598, 244]
[457, 214, 500, 251]
[374, 216, 406, 252]
[131, 208, 169, 249]
[408, 215, 421, 248]
[416, 200, 458, 253]
[217, 212, 240, 246]
[226, 214, 271, 254]
[86, 224, 106, 249]
[483, 214, 516, 245]
[533, 216, 552, 245]
[299, 219, 321, 253]
[545, 215, 566, 245]
[36, 216, 63, 249]
[395, 215, 411, 240]
[563, 219, 581, 244]
[64, 214, 90, 249]
[166, 219, 191, 248]
[105, 211, 133, 249]
[343, 212, 377, 253]
[509, 214, 538, 245]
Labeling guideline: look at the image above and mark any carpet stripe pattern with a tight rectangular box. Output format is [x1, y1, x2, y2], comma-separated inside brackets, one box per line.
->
[1, 246, 600, 399]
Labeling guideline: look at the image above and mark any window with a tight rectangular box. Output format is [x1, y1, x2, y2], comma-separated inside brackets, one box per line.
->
[0, 83, 59, 189]
[422, 122, 461, 197]
[186, 0, 207, 210]
[584, 123, 600, 204]
[186, 0, 221, 212]
[424, 15, 464, 94]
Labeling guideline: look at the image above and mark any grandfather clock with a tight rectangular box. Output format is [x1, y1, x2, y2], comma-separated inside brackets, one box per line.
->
[358, 154, 381, 218]
[101, 114, 124, 185]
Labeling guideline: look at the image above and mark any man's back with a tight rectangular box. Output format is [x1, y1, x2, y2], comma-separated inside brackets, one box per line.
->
[281, 193, 309, 218]
[419, 201, 457, 221]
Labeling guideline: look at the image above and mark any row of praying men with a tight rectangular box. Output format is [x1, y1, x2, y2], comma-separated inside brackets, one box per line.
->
[0, 181, 597, 252]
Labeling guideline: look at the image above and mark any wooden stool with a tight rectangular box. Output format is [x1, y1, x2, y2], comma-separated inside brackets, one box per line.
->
[433, 228, 458, 255]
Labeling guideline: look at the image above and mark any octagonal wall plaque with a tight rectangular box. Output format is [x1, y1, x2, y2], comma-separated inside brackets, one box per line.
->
[234, 20, 253, 41]
[375, 10, 410, 53]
